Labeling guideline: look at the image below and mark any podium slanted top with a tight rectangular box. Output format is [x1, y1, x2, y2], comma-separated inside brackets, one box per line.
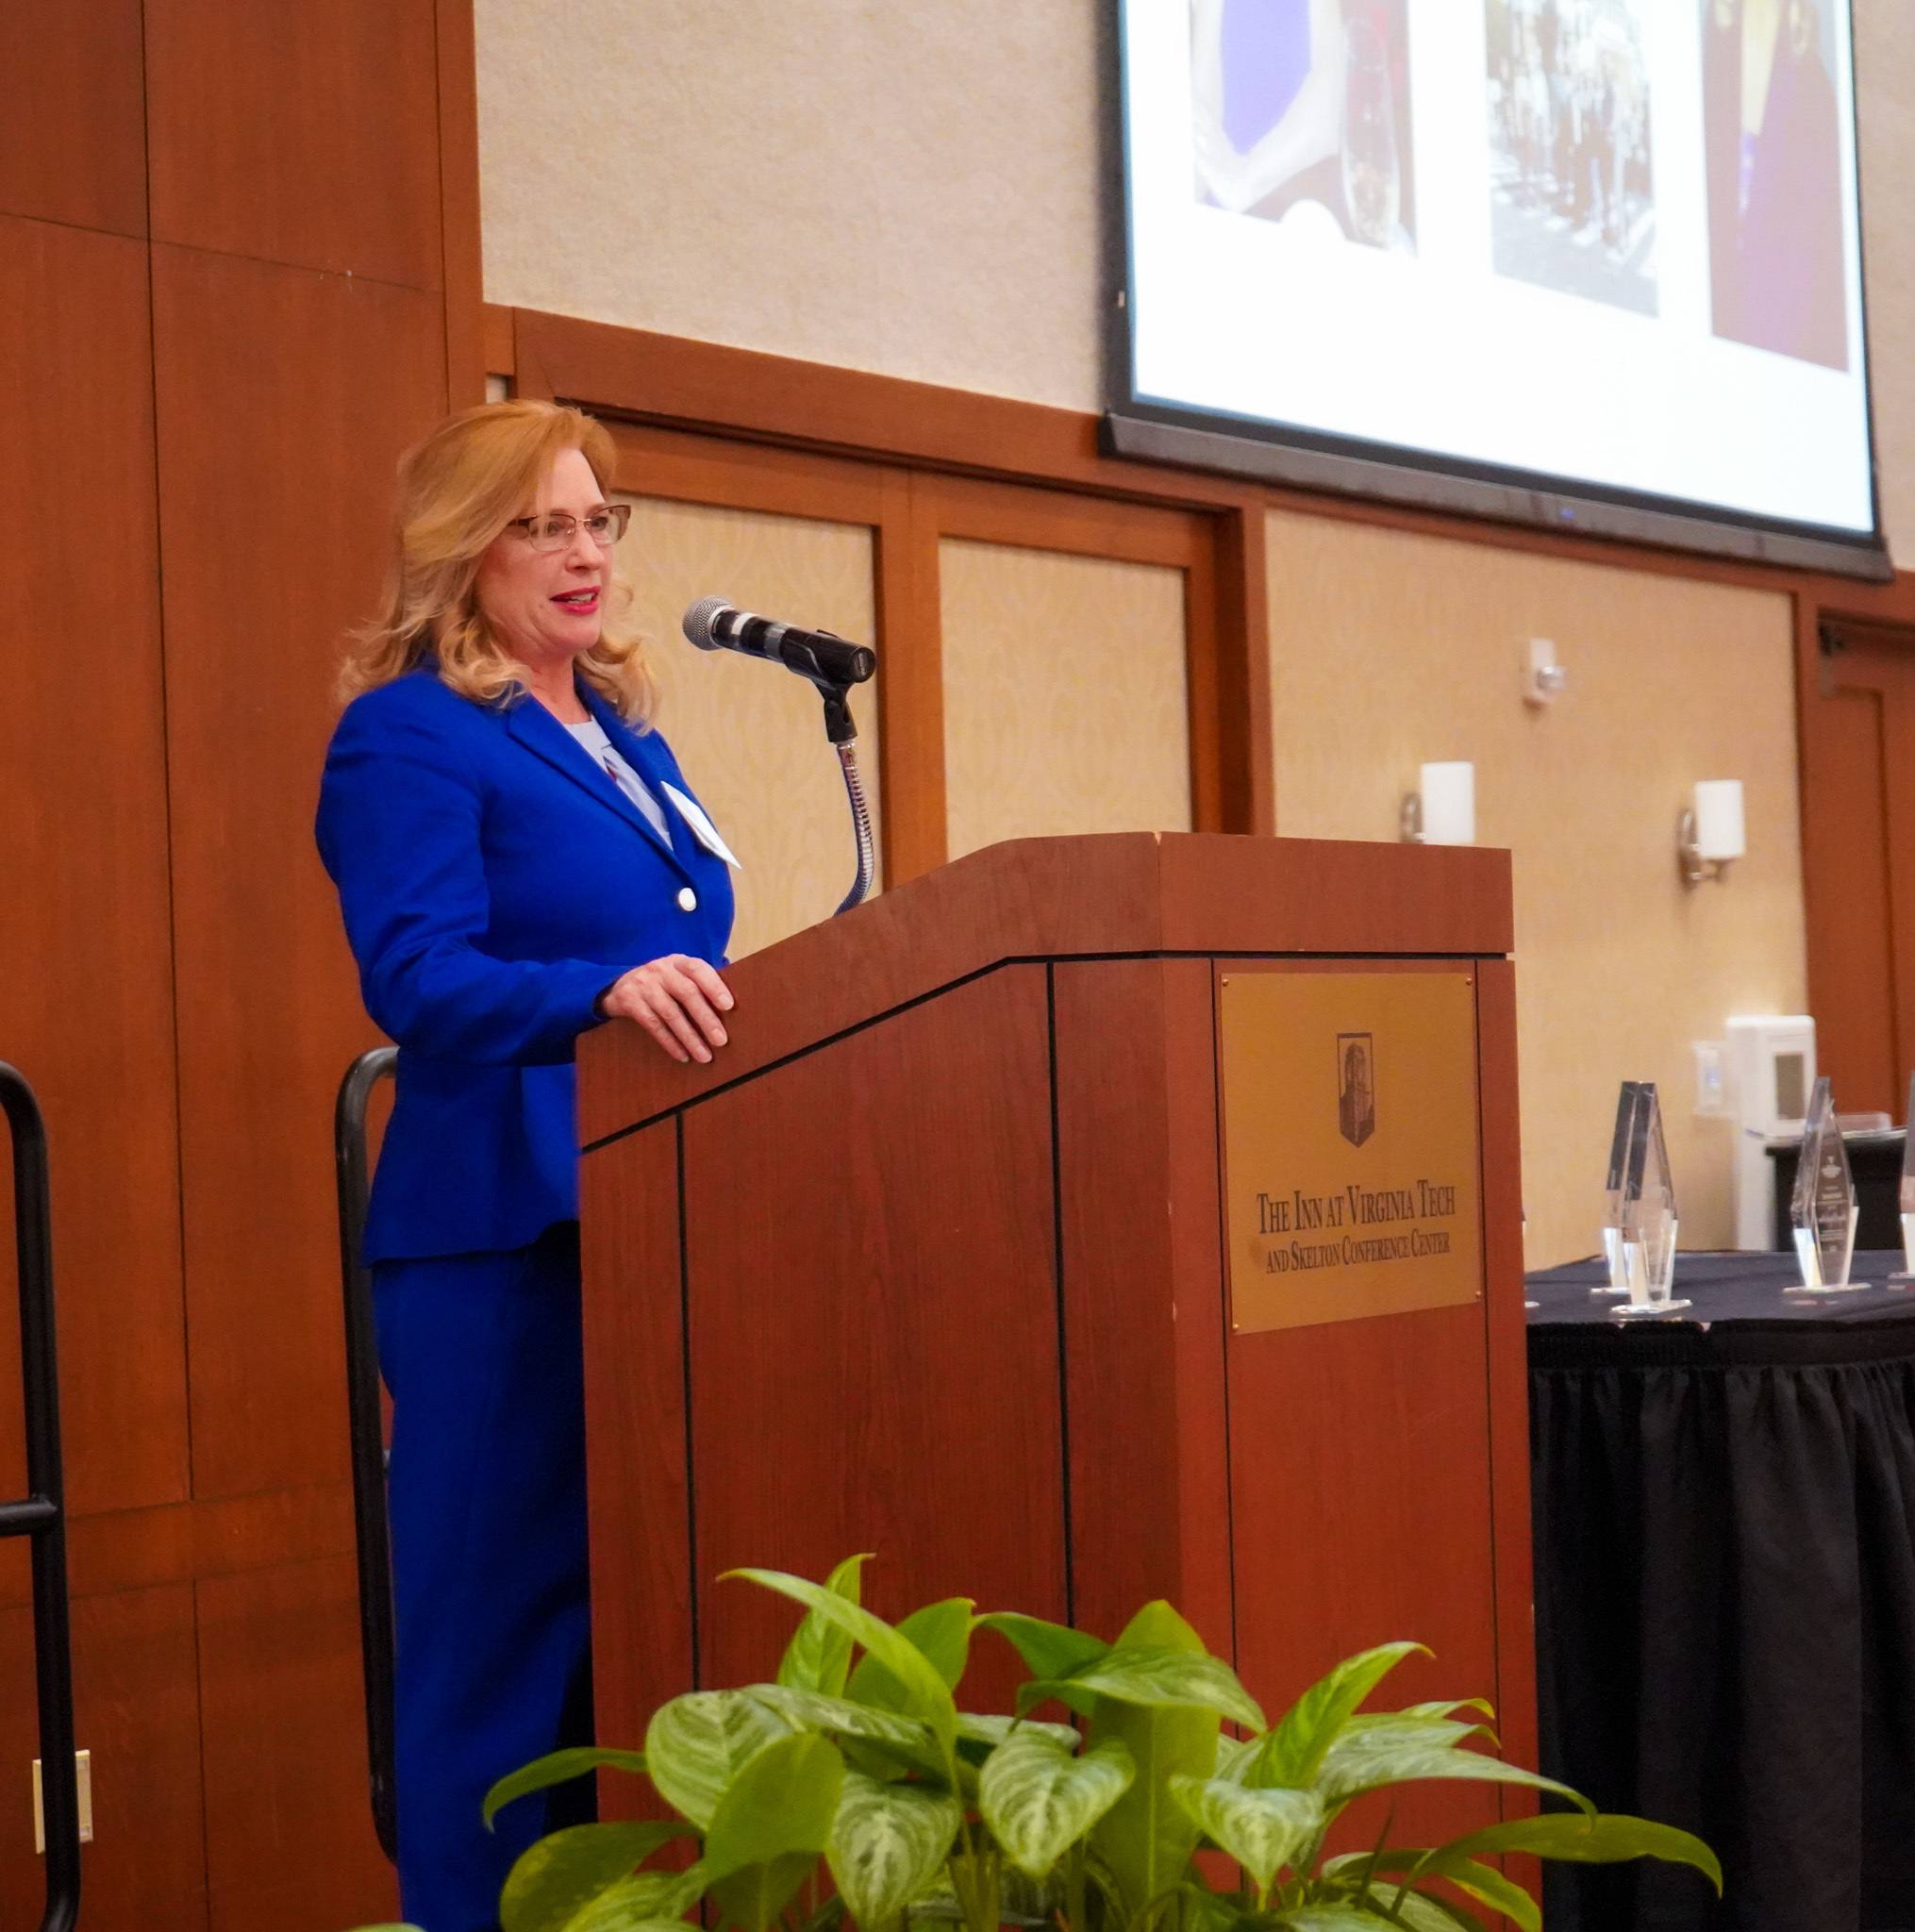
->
[575, 831, 1512, 1146]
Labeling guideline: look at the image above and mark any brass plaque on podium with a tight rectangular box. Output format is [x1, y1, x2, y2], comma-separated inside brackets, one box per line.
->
[1221, 971, 1482, 1335]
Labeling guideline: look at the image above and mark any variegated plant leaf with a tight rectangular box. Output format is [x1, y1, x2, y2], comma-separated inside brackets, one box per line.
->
[826, 1770, 964, 1926]
[1168, 1775, 1322, 1890]
[978, 1728, 1134, 1879]
[727, 1569, 958, 1755]
[643, 1690, 794, 1829]
[1313, 1738, 1590, 1814]
[1023, 1646, 1264, 1732]
[746, 1684, 940, 1759]
[956, 1712, 1081, 1753]
[1261, 1643, 1428, 1789]
[500, 1827, 704, 1932]
[777, 1553, 872, 1696]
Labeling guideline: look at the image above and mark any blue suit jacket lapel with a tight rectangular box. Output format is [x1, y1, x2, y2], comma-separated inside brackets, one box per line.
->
[502, 689, 690, 876]
[582, 686, 707, 862]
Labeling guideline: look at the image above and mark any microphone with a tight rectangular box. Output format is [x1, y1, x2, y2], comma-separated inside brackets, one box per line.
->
[682, 597, 876, 688]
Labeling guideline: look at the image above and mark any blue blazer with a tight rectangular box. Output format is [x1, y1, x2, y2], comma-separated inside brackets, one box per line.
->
[316, 666, 736, 1264]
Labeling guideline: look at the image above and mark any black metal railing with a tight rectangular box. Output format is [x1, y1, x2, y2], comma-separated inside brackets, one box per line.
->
[1, 1063, 80, 1931]
[334, 1046, 399, 1863]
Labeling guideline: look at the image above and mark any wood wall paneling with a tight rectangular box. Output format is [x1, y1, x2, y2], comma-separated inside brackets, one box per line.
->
[609, 422, 891, 527]
[483, 301, 517, 383]
[1799, 619, 1915, 1113]
[435, 0, 488, 405]
[874, 472, 949, 882]
[151, 244, 447, 1499]
[1803, 680, 1897, 1108]
[0, 1585, 208, 1932]
[1182, 532, 1225, 834]
[0, 7, 475, 1927]
[680, 967, 1068, 1713]
[145, 0, 441, 285]
[0, 215, 189, 1516]
[1214, 504, 1274, 835]
[0, 6, 147, 236]
[196, 1555, 397, 1932]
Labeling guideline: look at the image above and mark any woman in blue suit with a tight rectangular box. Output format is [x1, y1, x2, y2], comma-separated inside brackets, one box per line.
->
[317, 400, 736, 1932]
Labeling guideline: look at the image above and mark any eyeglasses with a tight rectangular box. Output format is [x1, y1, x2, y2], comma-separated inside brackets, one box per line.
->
[504, 504, 632, 553]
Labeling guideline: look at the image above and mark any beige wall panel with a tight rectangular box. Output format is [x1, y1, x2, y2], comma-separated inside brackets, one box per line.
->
[1264, 508, 1805, 1268]
[942, 540, 1191, 859]
[615, 497, 881, 959]
[476, 0, 1107, 411]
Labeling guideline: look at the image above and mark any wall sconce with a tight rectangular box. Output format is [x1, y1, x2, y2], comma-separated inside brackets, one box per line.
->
[1523, 638, 1568, 707]
[1401, 761, 1475, 845]
[1678, 779, 1744, 885]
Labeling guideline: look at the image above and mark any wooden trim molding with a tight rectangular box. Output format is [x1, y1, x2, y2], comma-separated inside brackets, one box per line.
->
[434, 0, 485, 407]
[875, 471, 949, 881]
[483, 299, 516, 383]
[508, 305, 1912, 603]
[1215, 501, 1274, 837]
[504, 302, 1915, 883]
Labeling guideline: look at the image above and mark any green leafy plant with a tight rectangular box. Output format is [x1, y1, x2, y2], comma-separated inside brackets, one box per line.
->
[407, 1557, 1724, 1932]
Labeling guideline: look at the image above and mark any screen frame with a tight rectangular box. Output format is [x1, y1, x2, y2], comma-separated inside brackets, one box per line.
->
[1109, 0, 1890, 582]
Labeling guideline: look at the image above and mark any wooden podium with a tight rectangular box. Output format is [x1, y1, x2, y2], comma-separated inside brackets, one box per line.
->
[576, 833, 1534, 1838]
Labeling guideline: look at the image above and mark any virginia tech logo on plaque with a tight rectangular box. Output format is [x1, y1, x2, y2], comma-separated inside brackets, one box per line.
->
[1337, 1032, 1376, 1147]
[1220, 970, 1482, 1335]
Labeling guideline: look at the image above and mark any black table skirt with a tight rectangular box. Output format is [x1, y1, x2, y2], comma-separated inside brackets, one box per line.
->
[1529, 1252, 1915, 1932]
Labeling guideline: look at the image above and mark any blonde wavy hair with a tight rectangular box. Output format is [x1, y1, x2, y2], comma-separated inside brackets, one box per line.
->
[340, 399, 657, 721]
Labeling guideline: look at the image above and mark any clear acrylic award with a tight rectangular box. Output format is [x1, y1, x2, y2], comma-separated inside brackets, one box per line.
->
[1612, 1082, 1690, 1319]
[1597, 1080, 1643, 1295]
[1895, 1072, 1915, 1289]
[1787, 1076, 1868, 1294]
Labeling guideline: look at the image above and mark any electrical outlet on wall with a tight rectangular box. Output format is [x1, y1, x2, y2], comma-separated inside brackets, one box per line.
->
[1693, 1041, 1728, 1117]
[31, 1750, 92, 1853]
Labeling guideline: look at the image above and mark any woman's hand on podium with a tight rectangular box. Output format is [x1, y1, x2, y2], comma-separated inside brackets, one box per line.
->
[597, 955, 734, 1064]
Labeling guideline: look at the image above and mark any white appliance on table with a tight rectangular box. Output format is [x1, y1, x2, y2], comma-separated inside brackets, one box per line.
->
[1725, 1016, 1817, 1250]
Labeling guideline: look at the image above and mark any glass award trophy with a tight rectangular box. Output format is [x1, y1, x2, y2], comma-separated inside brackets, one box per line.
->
[1597, 1080, 1642, 1295]
[1894, 1072, 1915, 1289]
[1787, 1076, 1867, 1294]
[1612, 1082, 1690, 1318]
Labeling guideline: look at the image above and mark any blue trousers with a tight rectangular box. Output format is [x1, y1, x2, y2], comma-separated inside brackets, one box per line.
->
[373, 1223, 595, 1932]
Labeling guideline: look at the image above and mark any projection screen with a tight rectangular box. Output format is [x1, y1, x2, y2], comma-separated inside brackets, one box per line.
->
[1111, 0, 1884, 575]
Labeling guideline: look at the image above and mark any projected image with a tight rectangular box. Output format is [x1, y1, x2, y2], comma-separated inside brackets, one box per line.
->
[1486, 0, 1657, 316]
[1702, 0, 1849, 370]
[1190, 0, 1417, 255]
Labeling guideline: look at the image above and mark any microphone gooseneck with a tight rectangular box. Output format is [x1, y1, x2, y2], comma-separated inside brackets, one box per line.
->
[680, 596, 877, 917]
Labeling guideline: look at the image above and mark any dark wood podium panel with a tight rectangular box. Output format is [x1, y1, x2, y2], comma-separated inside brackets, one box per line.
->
[578, 835, 1533, 1809]
[682, 967, 1068, 1708]
[578, 1119, 695, 1772]
[1228, 1301, 1499, 1852]
[1051, 957, 1234, 1655]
